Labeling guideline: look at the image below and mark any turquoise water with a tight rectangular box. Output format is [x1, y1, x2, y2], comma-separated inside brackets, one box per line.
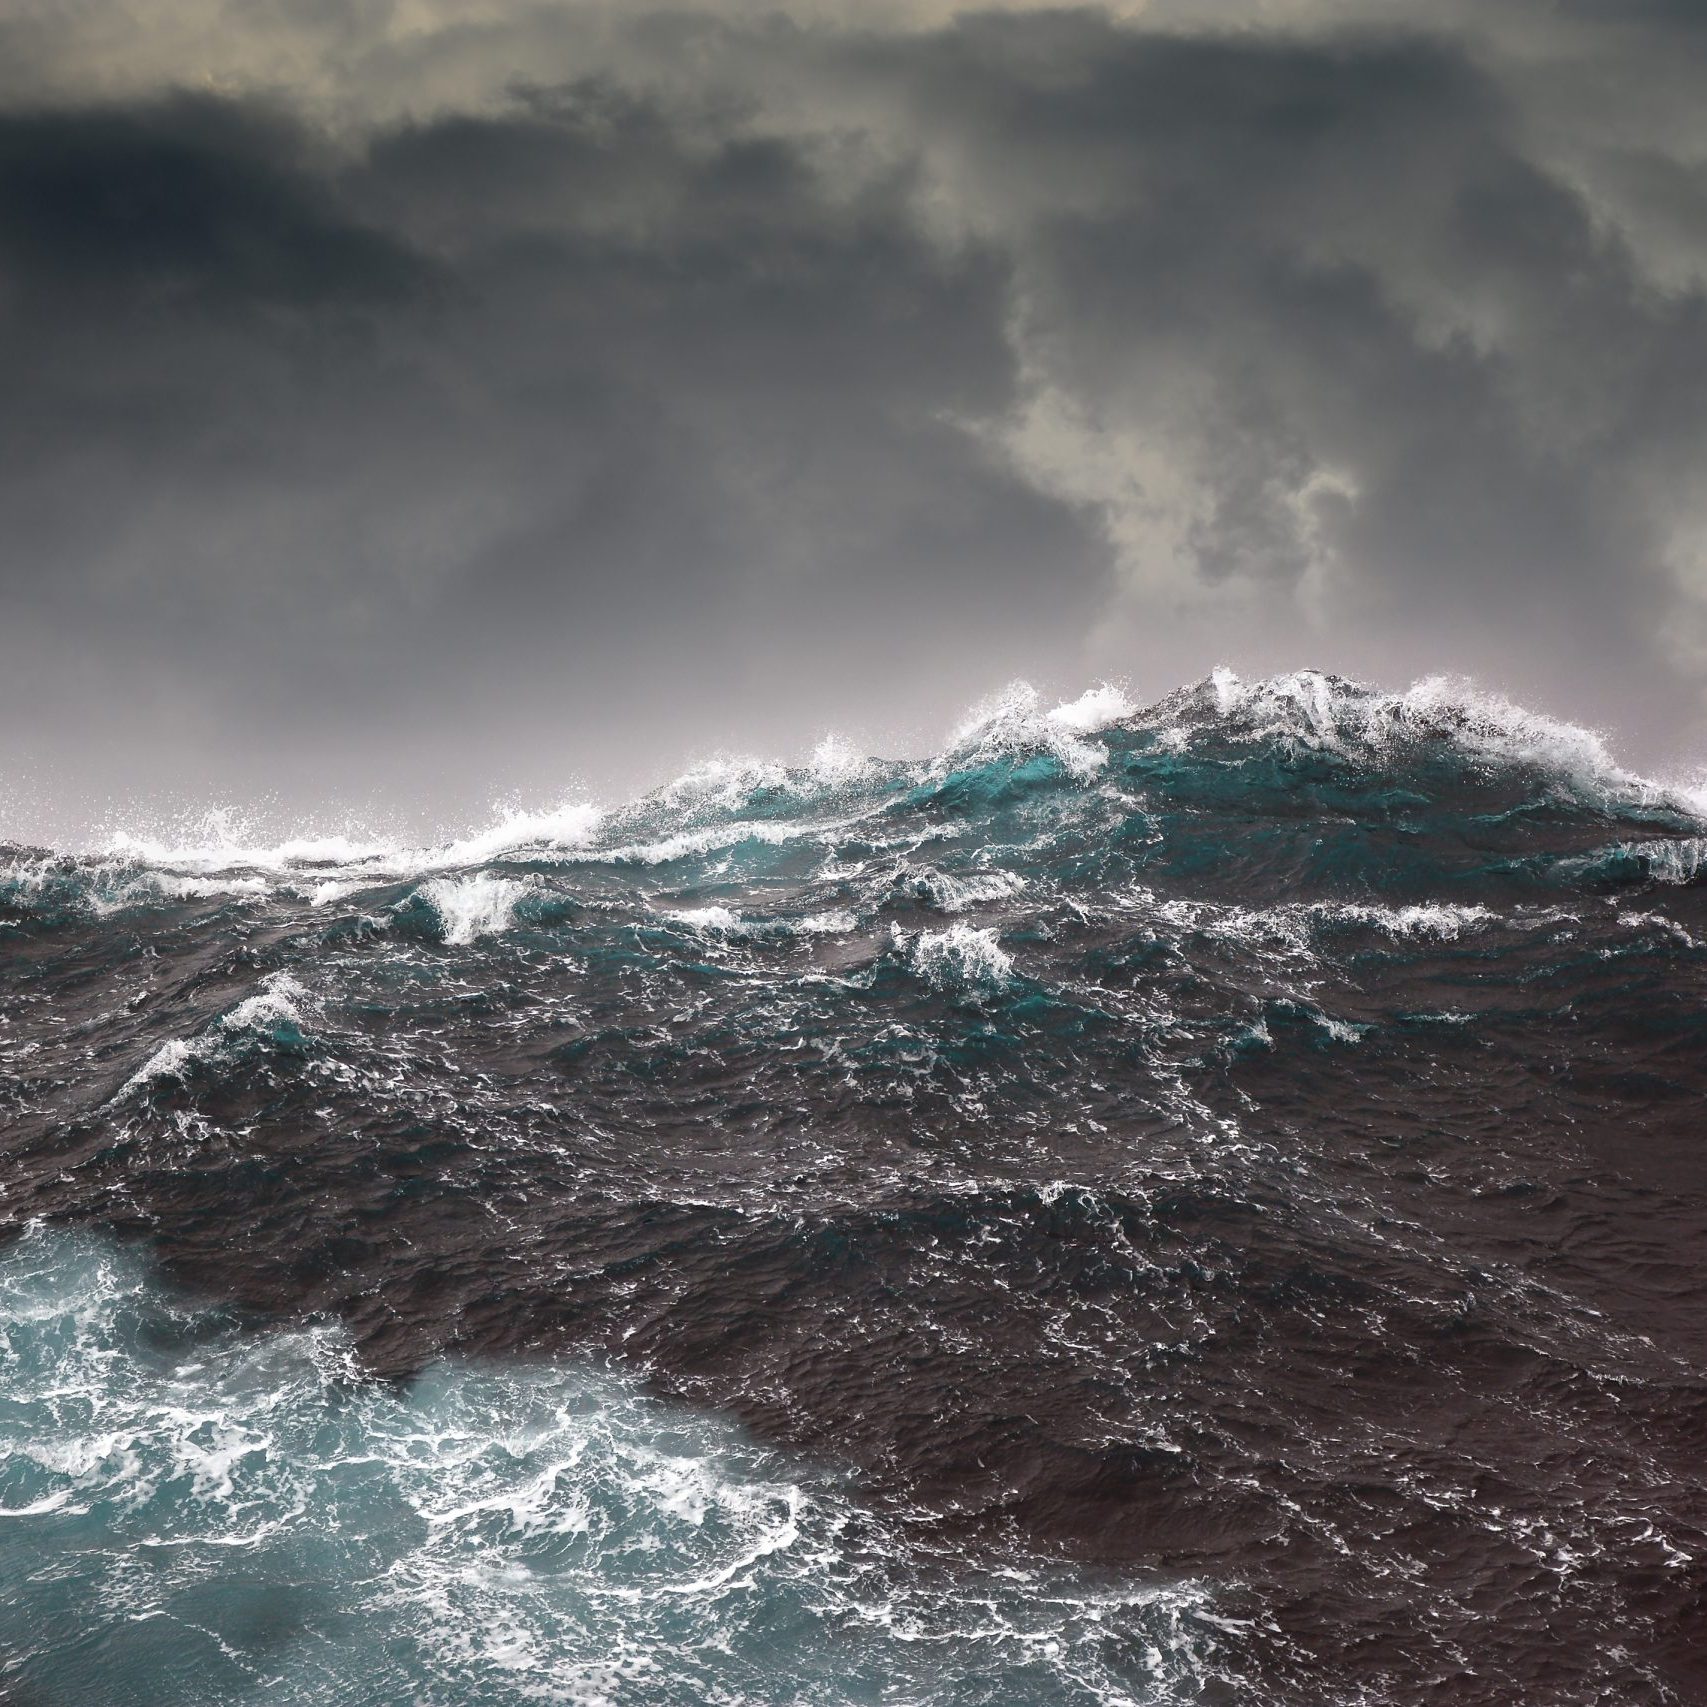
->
[0, 1225, 1220, 1706]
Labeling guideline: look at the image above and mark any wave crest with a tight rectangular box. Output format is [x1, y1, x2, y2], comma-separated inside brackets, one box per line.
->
[5, 672, 1701, 919]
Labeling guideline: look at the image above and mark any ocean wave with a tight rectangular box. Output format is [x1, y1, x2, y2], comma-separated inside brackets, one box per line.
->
[1604, 834, 1707, 886]
[1168, 667, 1703, 813]
[100, 800, 603, 877]
[664, 904, 859, 940]
[945, 681, 1136, 780]
[117, 972, 312, 1098]
[6, 673, 1701, 912]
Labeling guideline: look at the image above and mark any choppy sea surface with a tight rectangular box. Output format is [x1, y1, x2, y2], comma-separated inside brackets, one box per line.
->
[3, 669, 1705, 1705]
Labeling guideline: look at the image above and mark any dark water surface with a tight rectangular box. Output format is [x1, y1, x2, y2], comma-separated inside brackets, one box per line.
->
[4, 671, 1705, 1704]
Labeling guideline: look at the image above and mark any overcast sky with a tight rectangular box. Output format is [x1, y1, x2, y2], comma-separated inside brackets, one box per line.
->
[4, 0, 1707, 836]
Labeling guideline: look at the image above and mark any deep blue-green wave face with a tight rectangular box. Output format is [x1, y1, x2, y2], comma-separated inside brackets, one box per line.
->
[4, 670, 1706, 1706]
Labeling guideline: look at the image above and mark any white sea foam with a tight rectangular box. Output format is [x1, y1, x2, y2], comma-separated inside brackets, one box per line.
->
[1122, 889, 1531, 958]
[104, 809, 399, 873]
[666, 904, 742, 934]
[0, 853, 271, 917]
[790, 909, 859, 936]
[667, 904, 858, 940]
[906, 923, 1015, 987]
[1312, 1011, 1372, 1044]
[421, 874, 530, 944]
[435, 802, 602, 866]
[579, 816, 847, 868]
[655, 755, 793, 811]
[222, 974, 312, 1032]
[1615, 835, 1707, 885]
[803, 732, 877, 787]
[120, 1035, 198, 1093]
[1318, 901, 1499, 939]
[0, 1227, 1225, 1707]
[91, 800, 600, 888]
[947, 681, 1134, 779]
[1049, 681, 1137, 735]
[652, 736, 877, 815]
[303, 878, 362, 907]
[886, 865, 1026, 913]
[112, 870, 272, 909]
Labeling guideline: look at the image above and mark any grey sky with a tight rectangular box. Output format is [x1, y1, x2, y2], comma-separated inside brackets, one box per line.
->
[4, 1, 1707, 837]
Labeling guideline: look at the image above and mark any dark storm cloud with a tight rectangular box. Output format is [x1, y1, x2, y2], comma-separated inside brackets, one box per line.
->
[823, 11, 1707, 748]
[0, 100, 424, 309]
[0, 73, 1099, 820]
[994, 29, 1685, 627]
[3, 4, 1707, 831]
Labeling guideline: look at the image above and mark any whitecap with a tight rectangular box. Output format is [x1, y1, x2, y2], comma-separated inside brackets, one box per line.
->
[435, 802, 602, 867]
[116, 973, 311, 1096]
[666, 904, 743, 934]
[666, 904, 858, 940]
[885, 865, 1026, 914]
[906, 923, 1015, 988]
[420, 874, 530, 944]
[946, 680, 1133, 779]
[1196, 667, 1699, 813]
[1615, 835, 1707, 885]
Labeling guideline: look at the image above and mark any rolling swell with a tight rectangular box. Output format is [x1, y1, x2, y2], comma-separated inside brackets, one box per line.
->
[3, 670, 1706, 1704]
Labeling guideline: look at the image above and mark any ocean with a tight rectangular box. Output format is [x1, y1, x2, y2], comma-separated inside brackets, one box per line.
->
[3, 669, 1704, 1704]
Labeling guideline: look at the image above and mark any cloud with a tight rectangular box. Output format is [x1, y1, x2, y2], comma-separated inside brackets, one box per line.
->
[0, 75, 1100, 823]
[3, 4, 1707, 832]
[824, 15, 1707, 715]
